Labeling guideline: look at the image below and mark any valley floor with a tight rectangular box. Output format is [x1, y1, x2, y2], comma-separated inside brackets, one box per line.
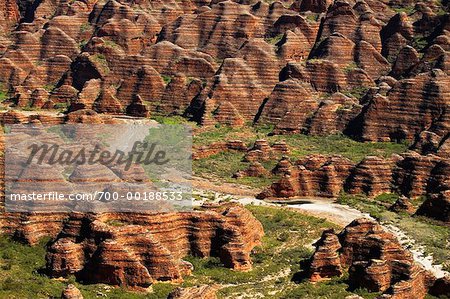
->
[1, 185, 448, 299]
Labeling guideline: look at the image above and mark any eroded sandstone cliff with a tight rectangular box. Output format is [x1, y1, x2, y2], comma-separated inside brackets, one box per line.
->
[0, 0, 447, 143]
[309, 218, 443, 299]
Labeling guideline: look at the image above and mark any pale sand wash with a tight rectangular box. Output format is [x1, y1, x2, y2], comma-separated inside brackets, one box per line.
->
[192, 188, 448, 279]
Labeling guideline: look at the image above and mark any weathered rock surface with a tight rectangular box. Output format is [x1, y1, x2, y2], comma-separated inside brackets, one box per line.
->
[1, 0, 446, 140]
[0, 0, 19, 31]
[416, 190, 450, 224]
[258, 149, 450, 224]
[355, 70, 450, 142]
[44, 205, 264, 287]
[428, 275, 450, 298]
[309, 218, 436, 298]
[244, 139, 290, 162]
[309, 229, 342, 282]
[167, 285, 218, 299]
[61, 284, 83, 299]
[389, 196, 416, 215]
[393, 152, 443, 198]
[345, 156, 395, 197]
[193, 140, 247, 160]
[258, 154, 355, 198]
[233, 162, 269, 178]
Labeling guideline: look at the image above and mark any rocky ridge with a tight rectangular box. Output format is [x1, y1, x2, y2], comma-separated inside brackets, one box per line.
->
[0, 0, 447, 144]
[256, 140, 449, 224]
[45, 205, 263, 288]
[309, 218, 449, 299]
[0, 203, 264, 288]
[0, 112, 264, 289]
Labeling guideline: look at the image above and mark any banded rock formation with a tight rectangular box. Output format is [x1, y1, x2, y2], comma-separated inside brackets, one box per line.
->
[167, 285, 219, 299]
[61, 284, 83, 299]
[355, 70, 449, 143]
[345, 156, 396, 197]
[309, 218, 438, 299]
[45, 205, 264, 287]
[258, 149, 450, 224]
[192, 140, 247, 160]
[1, 0, 446, 141]
[193, 138, 290, 162]
[258, 154, 355, 198]
[233, 162, 269, 178]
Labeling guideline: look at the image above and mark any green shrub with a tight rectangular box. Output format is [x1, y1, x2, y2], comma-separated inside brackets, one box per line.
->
[54, 102, 69, 111]
[91, 54, 110, 73]
[342, 86, 369, 99]
[375, 193, 400, 205]
[265, 34, 284, 45]
[80, 23, 92, 33]
[103, 40, 120, 48]
[161, 75, 172, 85]
[393, 5, 415, 14]
[411, 35, 428, 51]
[343, 62, 358, 73]
[0, 83, 8, 101]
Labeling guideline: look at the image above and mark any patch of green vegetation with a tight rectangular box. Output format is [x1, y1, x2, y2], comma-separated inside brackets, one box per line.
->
[0, 235, 176, 298]
[393, 5, 415, 15]
[103, 39, 120, 48]
[195, 126, 408, 163]
[93, 53, 107, 62]
[265, 34, 284, 45]
[337, 193, 450, 271]
[183, 205, 346, 298]
[342, 86, 369, 99]
[436, 2, 447, 16]
[54, 102, 69, 112]
[214, 57, 224, 65]
[305, 13, 321, 23]
[43, 84, 56, 92]
[192, 125, 237, 146]
[192, 124, 409, 187]
[80, 22, 92, 33]
[374, 193, 400, 205]
[21, 105, 41, 111]
[193, 151, 279, 188]
[343, 62, 358, 74]
[335, 102, 355, 113]
[0, 236, 65, 298]
[411, 34, 428, 52]
[161, 75, 172, 85]
[281, 274, 381, 299]
[79, 39, 88, 49]
[0, 83, 8, 102]
[91, 53, 110, 73]
[306, 58, 323, 64]
[186, 77, 196, 85]
[253, 123, 275, 135]
[150, 115, 192, 125]
[410, 196, 427, 209]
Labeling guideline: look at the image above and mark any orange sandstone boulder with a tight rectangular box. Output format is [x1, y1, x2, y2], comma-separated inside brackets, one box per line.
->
[309, 218, 436, 298]
[44, 205, 264, 287]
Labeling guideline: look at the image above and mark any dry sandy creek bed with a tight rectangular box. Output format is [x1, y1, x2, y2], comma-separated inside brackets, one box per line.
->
[190, 177, 448, 279]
